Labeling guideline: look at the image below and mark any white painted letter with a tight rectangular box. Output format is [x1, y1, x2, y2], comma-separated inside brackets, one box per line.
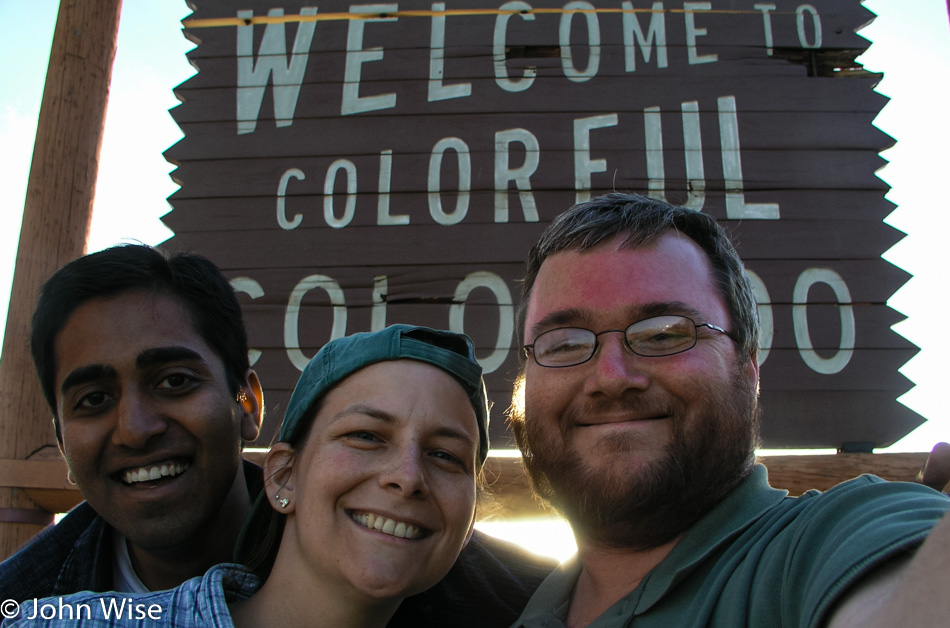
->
[494, 1, 536, 92]
[372, 275, 388, 330]
[236, 8, 318, 134]
[574, 114, 618, 203]
[429, 2, 472, 101]
[429, 137, 471, 225]
[622, 1, 668, 71]
[744, 269, 773, 366]
[342, 4, 398, 115]
[377, 150, 409, 225]
[796, 4, 821, 49]
[718, 95, 779, 219]
[793, 268, 854, 374]
[683, 2, 717, 65]
[285, 275, 347, 371]
[277, 168, 306, 229]
[681, 100, 705, 210]
[449, 271, 514, 374]
[324, 159, 357, 228]
[560, 1, 601, 82]
[754, 3, 777, 55]
[644, 106, 665, 200]
[495, 128, 540, 223]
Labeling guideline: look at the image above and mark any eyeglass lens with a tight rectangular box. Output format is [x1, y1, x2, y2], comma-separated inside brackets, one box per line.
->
[532, 315, 699, 366]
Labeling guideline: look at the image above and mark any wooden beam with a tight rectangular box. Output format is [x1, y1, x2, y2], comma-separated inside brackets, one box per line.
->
[0, 0, 123, 559]
[2, 451, 938, 524]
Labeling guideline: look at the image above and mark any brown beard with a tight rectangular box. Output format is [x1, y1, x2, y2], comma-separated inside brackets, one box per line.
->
[509, 360, 760, 550]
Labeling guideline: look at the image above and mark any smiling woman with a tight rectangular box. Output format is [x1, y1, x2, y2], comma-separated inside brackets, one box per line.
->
[4, 325, 491, 628]
[231, 325, 488, 625]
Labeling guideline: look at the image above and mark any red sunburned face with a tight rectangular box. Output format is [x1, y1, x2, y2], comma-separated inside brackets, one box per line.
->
[518, 232, 759, 546]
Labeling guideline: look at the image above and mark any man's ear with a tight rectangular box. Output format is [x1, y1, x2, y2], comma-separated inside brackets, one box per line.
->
[54, 417, 65, 453]
[240, 369, 264, 443]
[744, 349, 760, 394]
[53, 422, 78, 485]
[263, 442, 296, 513]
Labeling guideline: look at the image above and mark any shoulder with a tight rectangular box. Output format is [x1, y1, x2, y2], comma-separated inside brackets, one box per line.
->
[787, 475, 950, 540]
[176, 564, 259, 625]
[2, 565, 259, 628]
[760, 476, 949, 626]
[768, 475, 949, 577]
[0, 503, 104, 601]
[3, 589, 167, 627]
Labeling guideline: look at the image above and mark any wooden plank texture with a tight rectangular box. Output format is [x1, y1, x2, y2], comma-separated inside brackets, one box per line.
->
[4, 452, 942, 520]
[160, 0, 918, 450]
[0, 0, 122, 560]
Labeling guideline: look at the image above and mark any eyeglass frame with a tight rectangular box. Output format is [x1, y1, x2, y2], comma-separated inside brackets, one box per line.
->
[523, 314, 735, 368]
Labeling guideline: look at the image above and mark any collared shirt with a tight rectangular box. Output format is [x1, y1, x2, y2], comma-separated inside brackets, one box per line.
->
[0, 460, 264, 601]
[0, 501, 114, 600]
[514, 465, 950, 628]
[0, 461, 555, 627]
[3, 563, 258, 627]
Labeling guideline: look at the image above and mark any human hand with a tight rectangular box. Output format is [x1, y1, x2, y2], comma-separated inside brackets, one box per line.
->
[915, 442, 950, 492]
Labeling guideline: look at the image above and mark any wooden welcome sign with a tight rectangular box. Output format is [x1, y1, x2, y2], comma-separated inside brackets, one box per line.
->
[163, 1, 918, 448]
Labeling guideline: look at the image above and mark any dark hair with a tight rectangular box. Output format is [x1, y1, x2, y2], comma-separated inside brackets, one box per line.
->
[30, 244, 251, 440]
[519, 193, 759, 358]
[236, 397, 323, 581]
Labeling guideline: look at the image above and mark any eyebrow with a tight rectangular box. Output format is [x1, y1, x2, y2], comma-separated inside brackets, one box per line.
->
[337, 404, 478, 449]
[529, 307, 593, 340]
[59, 346, 207, 396]
[60, 365, 118, 395]
[638, 301, 707, 321]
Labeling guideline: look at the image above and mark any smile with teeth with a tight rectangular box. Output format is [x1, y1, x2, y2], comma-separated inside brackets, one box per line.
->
[122, 460, 190, 485]
[350, 512, 422, 540]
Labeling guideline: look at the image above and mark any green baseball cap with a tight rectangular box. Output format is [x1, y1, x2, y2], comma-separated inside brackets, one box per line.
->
[278, 324, 489, 457]
[235, 324, 490, 573]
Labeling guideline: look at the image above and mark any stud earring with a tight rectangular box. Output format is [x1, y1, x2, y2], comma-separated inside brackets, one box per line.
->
[275, 493, 289, 509]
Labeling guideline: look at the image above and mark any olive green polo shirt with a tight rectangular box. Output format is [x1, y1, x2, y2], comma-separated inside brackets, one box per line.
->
[513, 464, 949, 628]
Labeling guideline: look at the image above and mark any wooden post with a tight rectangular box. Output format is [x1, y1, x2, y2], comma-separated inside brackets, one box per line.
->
[0, 0, 123, 559]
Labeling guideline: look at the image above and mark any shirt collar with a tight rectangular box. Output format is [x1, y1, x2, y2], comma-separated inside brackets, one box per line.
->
[512, 465, 786, 627]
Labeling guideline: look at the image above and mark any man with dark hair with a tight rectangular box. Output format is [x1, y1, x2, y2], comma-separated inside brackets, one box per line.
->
[509, 193, 950, 627]
[1, 244, 265, 597]
[0, 244, 554, 627]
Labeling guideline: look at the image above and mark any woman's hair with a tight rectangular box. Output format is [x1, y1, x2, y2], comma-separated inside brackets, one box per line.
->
[237, 396, 322, 580]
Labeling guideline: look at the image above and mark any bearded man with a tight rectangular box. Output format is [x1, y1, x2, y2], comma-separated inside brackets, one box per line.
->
[509, 193, 950, 628]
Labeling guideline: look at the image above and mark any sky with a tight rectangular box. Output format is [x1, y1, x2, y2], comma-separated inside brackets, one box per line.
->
[0, 1, 948, 558]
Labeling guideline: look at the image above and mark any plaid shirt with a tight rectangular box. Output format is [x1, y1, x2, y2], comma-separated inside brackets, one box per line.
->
[2, 564, 257, 627]
[0, 461, 263, 602]
[1, 501, 114, 601]
[0, 460, 554, 627]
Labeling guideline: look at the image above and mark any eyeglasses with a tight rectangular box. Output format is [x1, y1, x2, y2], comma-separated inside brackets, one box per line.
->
[524, 315, 733, 368]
